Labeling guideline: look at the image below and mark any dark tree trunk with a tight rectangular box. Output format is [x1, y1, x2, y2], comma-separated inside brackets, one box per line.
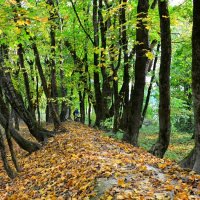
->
[141, 44, 160, 126]
[1, 72, 54, 142]
[12, 109, 19, 130]
[111, 48, 122, 133]
[9, 125, 41, 153]
[123, 0, 149, 146]
[47, 0, 59, 115]
[149, 0, 171, 158]
[88, 68, 92, 126]
[99, 0, 112, 119]
[113, 73, 120, 133]
[5, 113, 21, 172]
[60, 68, 68, 122]
[146, 39, 158, 73]
[180, 0, 200, 173]
[0, 90, 40, 153]
[0, 45, 54, 142]
[36, 73, 41, 124]
[0, 103, 40, 155]
[59, 40, 68, 122]
[0, 111, 39, 154]
[119, 0, 130, 130]
[17, 43, 35, 119]
[46, 102, 53, 123]
[88, 96, 92, 126]
[0, 129, 16, 179]
[79, 91, 85, 123]
[32, 43, 62, 130]
[93, 0, 103, 127]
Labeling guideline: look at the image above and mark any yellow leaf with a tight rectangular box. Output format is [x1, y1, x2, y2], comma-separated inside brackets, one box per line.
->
[145, 25, 151, 30]
[118, 178, 126, 187]
[0, 29, 2, 35]
[107, 196, 113, 200]
[165, 185, 174, 191]
[162, 15, 169, 18]
[158, 163, 167, 169]
[113, 77, 118, 81]
[116, 194, 125, 200]
[175, 191, 188, 200]
[39, 17, 49, 23]
[17, 20, 25, 26]
[8, 0, 17, 5]
[25, 19, 31, 25]
[145, 51, 154, 60]
[139, 165, 147, 172]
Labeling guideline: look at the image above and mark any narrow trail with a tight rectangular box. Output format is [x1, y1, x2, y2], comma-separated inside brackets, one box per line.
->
[0, 122, 200, 199]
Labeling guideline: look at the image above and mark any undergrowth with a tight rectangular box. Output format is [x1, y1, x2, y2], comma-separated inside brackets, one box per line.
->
[105, 124, 194, 162]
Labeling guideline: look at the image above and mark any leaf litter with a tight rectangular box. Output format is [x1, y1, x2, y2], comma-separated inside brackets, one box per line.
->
[0, 121, 200, 199]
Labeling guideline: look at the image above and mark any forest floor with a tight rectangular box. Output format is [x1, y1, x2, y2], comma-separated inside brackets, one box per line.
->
[0, 122, 200, 200]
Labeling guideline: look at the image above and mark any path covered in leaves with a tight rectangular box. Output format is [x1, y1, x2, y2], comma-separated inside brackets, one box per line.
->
[0, 122, 200, 199]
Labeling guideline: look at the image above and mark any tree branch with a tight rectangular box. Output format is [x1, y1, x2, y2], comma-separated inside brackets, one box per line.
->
[69, 0, 95, 46]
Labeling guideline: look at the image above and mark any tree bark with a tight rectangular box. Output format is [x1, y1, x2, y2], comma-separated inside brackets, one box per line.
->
[119, 0, 130, 130]
[32, 43, 62, 130]
[0, 129, 16, 179]
[123, 0, 149, 146]
[60, 68, 68, 122]
[93, 0, 103, 127]
[47, 0, 59, 116]
[141, 43, 160, 126]
[5, 112, 21, 172]
[0, 92, 40, 153]
[149, 0, 171, 158]
[99, 0, 112, 119]
[0, 45, 54, 142]
[1, 72, 54, 142]
[17, 43, 35, 118]
[180, 0, 200, 173]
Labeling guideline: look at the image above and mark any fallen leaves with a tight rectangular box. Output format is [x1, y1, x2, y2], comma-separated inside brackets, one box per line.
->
[0, 122, 200, 199]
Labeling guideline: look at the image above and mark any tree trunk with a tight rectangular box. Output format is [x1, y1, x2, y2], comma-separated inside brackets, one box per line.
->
[123, 0, 149, 146]
[0, 91, 40, 153]
[141, 44, 160, 126]
[99, 0, 112, 119]
[79, 91, 85, 123]
[60, 68, 68, 122]
[149, 0, 171, 158]
[119, 0, 130, 130]
[0, 45, 54, 142]
[47, 0, 59, 115]
[5, 113, 21, 172]
[93, 0, 103, 127]
[32, 43, 62, 130]
[17, 43, 35, 119]
[0, 111, 41, 153]
[1, 72, 54, 142]
[180, 0, 200, 173]
[36, 74, 41, 124]
[113, 70, 120, 133]
[12, 108, 19, 130]
[0, 129, 16, 179]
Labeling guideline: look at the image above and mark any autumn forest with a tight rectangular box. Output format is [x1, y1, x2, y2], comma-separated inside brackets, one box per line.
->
[0, 0, 200, 199]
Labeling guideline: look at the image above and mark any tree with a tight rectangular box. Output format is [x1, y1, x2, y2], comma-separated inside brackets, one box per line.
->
[149, 0, 171, 158]
[180, 0, 200, 173]
[0, 129, 16, 179]
[123, 0, 149, 146]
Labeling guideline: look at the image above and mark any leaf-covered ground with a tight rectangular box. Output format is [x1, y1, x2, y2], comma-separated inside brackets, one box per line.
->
[0, 122, 200, 199]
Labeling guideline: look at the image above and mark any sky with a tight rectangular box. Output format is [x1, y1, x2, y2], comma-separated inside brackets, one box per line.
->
[169, 0, 185, 6]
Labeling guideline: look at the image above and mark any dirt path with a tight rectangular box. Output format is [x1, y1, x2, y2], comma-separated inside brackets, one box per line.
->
[0, 122, 200, 199]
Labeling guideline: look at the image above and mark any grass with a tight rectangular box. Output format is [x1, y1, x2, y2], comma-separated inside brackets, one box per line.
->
[104, 124, 194, 162]
[139, 125, 194, 162]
